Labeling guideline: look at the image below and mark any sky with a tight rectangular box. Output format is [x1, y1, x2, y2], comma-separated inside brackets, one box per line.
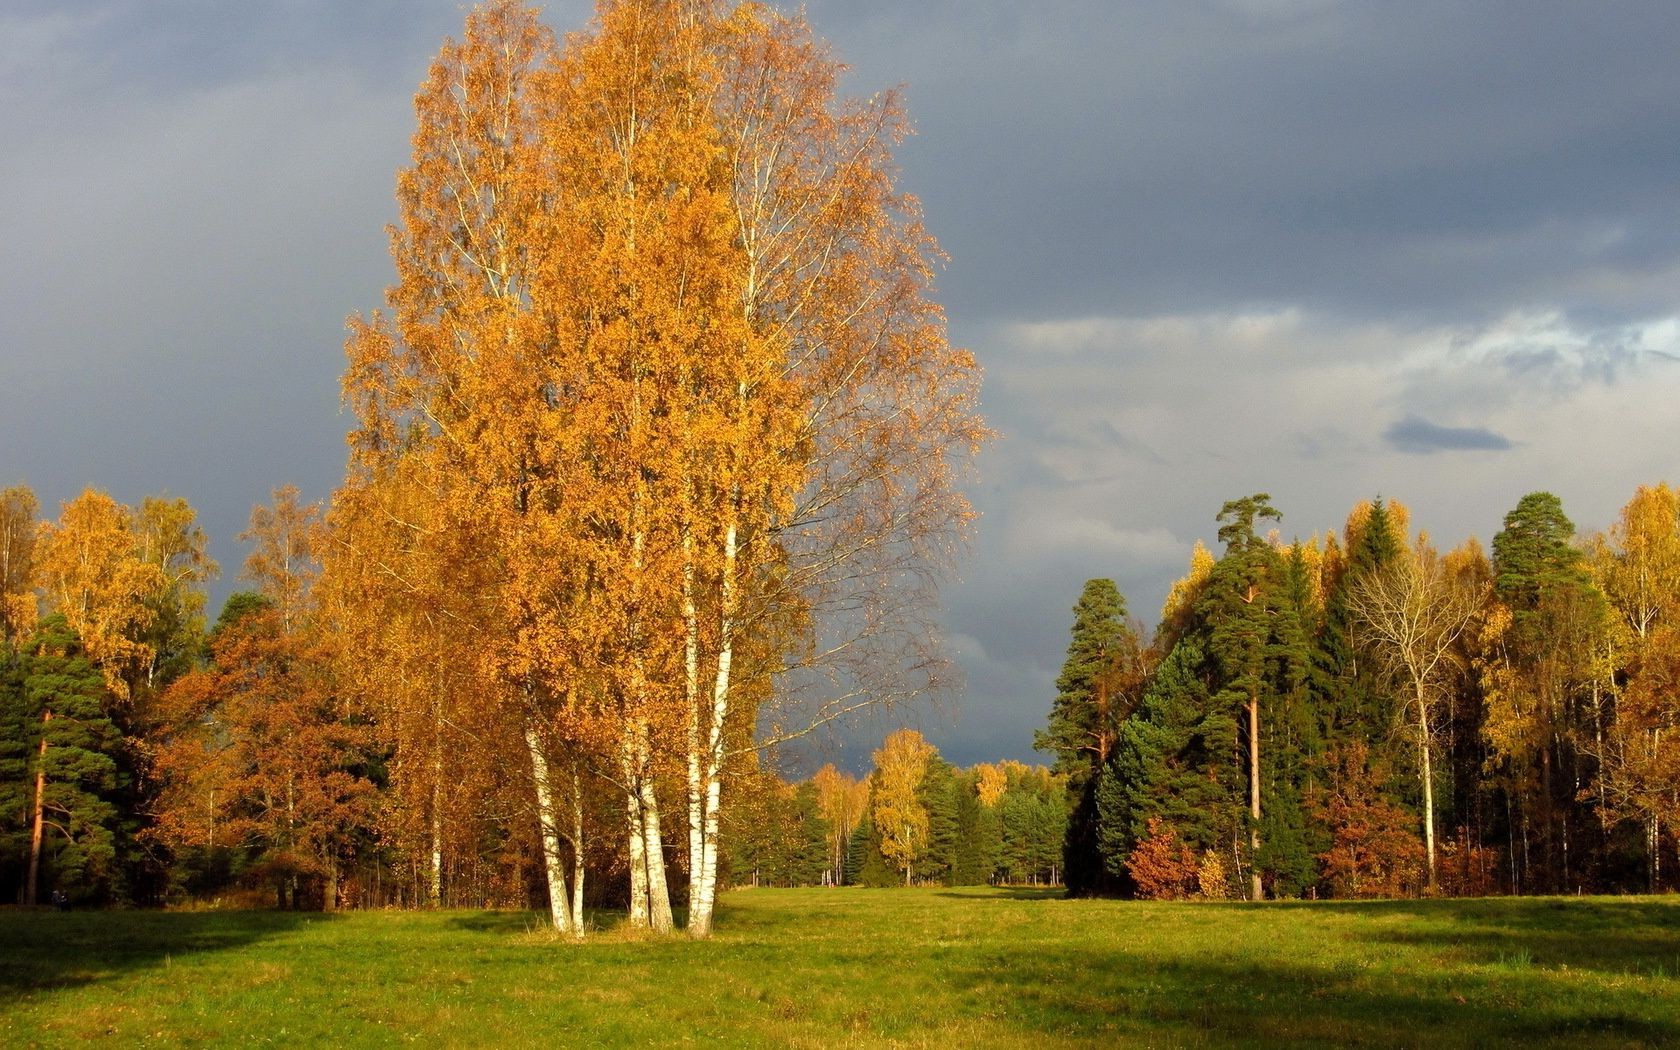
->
[4, 1, 1680, 773]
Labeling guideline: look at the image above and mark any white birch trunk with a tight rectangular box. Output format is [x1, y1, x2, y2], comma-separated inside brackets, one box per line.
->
[638, 747, 675, 933]
[526, 723, 575, 936]
[571, 762, 586, 927]
[688, 519, 738, 939]
[624, 737, 650, 929]
[1418, 682, 1438, 893]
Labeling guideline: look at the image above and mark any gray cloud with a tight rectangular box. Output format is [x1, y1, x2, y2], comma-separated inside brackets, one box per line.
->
[1384, 416, 1514, 455]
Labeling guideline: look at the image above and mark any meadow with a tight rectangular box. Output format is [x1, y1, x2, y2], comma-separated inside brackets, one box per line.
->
[3, 888, 1679, 1047]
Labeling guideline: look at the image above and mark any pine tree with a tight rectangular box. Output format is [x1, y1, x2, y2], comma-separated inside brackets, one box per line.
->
[2, 617, 128, 904]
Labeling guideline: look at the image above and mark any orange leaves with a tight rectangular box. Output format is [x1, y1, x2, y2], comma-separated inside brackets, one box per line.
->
[1126, 818, 1199, 900]
[0, 485, 38, 649]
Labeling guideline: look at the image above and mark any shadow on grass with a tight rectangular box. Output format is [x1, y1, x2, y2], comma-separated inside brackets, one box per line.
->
[930, 886, 1066, 902]
[948, 942, 1680, 1047]
[940, 898, 1680, 1047]
[0, 910, 336, 1003]
[1264, 897, 1680, 979]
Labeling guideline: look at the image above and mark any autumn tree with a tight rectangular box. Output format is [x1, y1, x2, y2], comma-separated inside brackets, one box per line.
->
[0, 486, 38, 657]
[131, 496, 218, 689]
[34, 490, 165, 701]
[240, 486, 320, 636]
[871, 729, 935, 884]
[1347, 539, 1481, 892]
[150, 605, 378, 910]
[1126, 817, 1199, 900]
[342, 0, 982, 938]
[1310, 742, 1427, 898]
[1585, 483, 1680, 887]
[811, 763, 868, 885]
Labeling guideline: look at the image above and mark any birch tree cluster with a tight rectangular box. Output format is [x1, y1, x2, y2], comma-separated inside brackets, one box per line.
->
[329, 0, 981, 938]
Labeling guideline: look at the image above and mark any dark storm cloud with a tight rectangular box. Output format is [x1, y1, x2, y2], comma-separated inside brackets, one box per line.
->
[1384, 416, 1514, 455]
[806, 0, 1680, 326]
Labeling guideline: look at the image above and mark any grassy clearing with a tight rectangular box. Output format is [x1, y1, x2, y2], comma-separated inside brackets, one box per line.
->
[3, 888, 1679, 1047]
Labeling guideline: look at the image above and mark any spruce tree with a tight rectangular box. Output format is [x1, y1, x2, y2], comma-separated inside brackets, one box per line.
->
[1035, 578, 1143, 894]
[1101, 640, 1240, 885]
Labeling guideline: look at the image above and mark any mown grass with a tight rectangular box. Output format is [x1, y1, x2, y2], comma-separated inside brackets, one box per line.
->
[3, 888, 1680, 1047]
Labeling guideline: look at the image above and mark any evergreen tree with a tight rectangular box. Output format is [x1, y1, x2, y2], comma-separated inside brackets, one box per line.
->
[951, 778, 989, 886]
[917, 758, 961, 885]
[1101, 640, 1239, 886]
[1035, 578, 1145, 894]
[0, 617, 129, 904]
[1314, 499, 1401, 742]
[1487, 491, 1607, 892]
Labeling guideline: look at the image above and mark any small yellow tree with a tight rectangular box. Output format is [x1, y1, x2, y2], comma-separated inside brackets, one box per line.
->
[871, 729, 935, 885]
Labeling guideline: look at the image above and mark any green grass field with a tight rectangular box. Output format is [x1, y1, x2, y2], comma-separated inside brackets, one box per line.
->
[3, 888, 1679, 1047]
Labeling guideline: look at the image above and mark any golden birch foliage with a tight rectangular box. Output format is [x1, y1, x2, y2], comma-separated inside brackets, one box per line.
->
[340, 1, 983, 930]
[1, 485, 39, 649]
[35, 489, 164, 699]
[240, 485, 322, 634]
[1159, 539, 1215, 643]
[871, 728, 934, 878]
[1593, 483, 1680, 641]
[974, 762, 1009, 808]
[1609, 625, 1680, 831]
[812, 763, 867, 839]
[133, 496, 218, 595]
[1584, 484, 1680, 834]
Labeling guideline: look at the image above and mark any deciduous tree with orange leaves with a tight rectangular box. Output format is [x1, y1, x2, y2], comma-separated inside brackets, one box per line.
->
[339, 0, 981, 938]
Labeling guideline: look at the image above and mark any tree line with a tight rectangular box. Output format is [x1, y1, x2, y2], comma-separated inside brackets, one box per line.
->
[728, 730, 1067, 890]
[1, 0, 984, 937]
[1040, 485, 1680, 899]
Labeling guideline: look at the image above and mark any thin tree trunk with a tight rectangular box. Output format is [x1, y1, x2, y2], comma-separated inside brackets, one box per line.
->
[526, 723, 576, 936]
[638, 724, 674, 933]
[1248, 694, 1262, 901]
[26, 711, 49, 906]
[687, 519, 738, 939]
[571, 763, 585, 928]
[429, 692, 444, 908]
[1418, 682, 1437, 893]
[624, 755, 650, 929]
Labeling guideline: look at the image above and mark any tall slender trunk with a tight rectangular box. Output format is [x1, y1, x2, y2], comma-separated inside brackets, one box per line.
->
[1247, 694, 1262, 901]
[26, 711, 49, 906]
[638, 724, 674, 933]
[570, 763, 585, 926]
[429, 693, 444, 907]
[1646, 816, 1659, 887]
[526, 722, 576, 936]
[687, 518, 738, 939]
[1417, 682, 1437, 893]
[624, 741, 649, 929]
